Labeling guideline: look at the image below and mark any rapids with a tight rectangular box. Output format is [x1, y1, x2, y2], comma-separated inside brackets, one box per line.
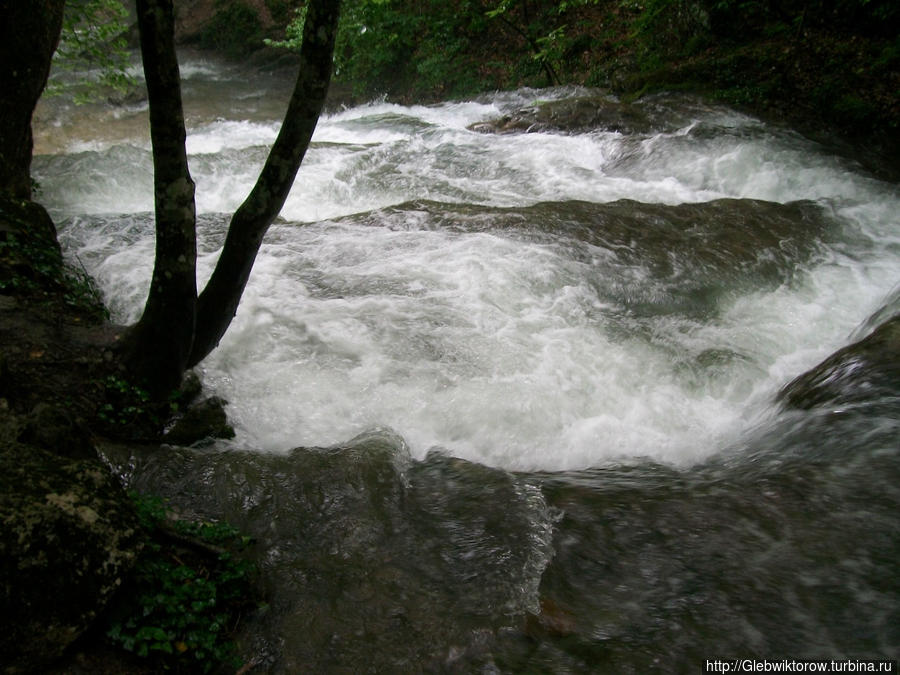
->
[32, 53, 900, 670]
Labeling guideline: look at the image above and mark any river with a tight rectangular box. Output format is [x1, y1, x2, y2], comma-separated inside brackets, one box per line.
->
[33, 53, 899, 671]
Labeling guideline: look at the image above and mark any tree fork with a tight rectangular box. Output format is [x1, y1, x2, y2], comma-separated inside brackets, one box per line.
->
[121, 0, 198, 397]
[187, 0, 341, 367]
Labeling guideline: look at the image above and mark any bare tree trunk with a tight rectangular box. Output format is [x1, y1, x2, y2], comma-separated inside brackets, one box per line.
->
[0, 0, 66, 200]
[121, 0, 197, 396]
[187, 0, 341, 367]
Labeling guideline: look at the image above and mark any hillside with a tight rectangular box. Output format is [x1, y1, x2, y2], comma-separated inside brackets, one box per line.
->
[171, 0, 900, 178]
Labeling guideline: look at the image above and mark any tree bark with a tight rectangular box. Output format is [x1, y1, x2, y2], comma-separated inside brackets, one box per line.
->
[121, 0, 198, 396]
[0, 0, 66, 200]
[187, 0, 341, 367]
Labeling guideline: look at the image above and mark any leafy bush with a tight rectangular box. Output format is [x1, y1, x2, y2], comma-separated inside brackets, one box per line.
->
[105, 492, 257, 673]
[50, 0, 135, 103]
[96, 375, 157, 430]
[200, 0, 264, 57]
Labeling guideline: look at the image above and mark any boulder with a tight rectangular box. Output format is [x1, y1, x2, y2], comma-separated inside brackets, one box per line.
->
[177, 370, 203, 408]
[163, 396, 235, 446]
[0, 442, 142, 673]
[18, 403, 96, 460]
[0, 198, 63, 296]
[778, 315, 900, 410]
[468, 95, 655, 136]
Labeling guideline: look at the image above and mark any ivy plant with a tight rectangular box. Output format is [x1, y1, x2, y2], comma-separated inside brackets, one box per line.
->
[106, 492, 258, 673]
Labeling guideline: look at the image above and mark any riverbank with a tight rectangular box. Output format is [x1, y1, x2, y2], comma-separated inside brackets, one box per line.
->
[0, 198, 254, 673]
[191, 0, 898, 181]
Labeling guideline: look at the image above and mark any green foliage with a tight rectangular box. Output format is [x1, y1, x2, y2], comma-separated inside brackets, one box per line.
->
[0, 232, 61, 295]
[0, 220, 108, 319]
[131, 491, 169, 531]
[106, 492, 256, 673]
[49, 0, 136, 104]
[267, 0, 523, 98]
[629, 0, 710, 54]
[200, 0, 265, 58]
[95, 370, 209, 440]
[333, 0, 426, 95]
[97, 375, 155, 428]
[833, 93, 873, 125]
[266, 0, 618, 97]
[264, 3, 308, 51]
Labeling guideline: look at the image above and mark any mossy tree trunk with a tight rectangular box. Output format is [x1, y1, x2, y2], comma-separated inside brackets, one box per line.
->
[120, 0, 198, 397]
[0, 0, 66, 200]
[122, 0, 342, 395]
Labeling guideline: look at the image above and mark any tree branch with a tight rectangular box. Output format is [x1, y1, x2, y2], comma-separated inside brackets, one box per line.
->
[188, 0, 341, 367]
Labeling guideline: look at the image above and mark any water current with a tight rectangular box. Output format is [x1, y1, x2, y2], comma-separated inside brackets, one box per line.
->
[33, 53, 899, 671]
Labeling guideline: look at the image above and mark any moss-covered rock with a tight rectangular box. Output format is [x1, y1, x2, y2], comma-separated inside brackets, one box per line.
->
[0, 197, 63, 297]
[0, 441, 142, 673]
[18, 403, 95, 460]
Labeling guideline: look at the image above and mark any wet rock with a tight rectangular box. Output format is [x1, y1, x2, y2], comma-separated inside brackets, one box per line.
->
[174, 0, 218, 42]
[177, 370, 203, 407]
[778, 315, 900, 410]
[0, 198, 61, 258]
[535, 96, 654, 134]
[163, 396, 235, 446]
[100, 431, 557, 672]
[0, 350, 9, 400]
[0, 443, 141, 673]
[0, 198, 63, 295]
[525, 596, 579, 638]
[468, 95, 654, 135]
[468, 113, 546, 135]
[18, 403, 95, 460]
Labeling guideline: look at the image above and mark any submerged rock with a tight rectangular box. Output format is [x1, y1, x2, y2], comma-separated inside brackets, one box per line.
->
[363, 197, 833, 320]
[468, 95, 655, 135]
[101, 430, 557, 672]
[778, 315, 900, 410]
[0, 442, 141, 672]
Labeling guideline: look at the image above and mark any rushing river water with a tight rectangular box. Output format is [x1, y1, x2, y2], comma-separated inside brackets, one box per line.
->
[33, 54, 899, 671]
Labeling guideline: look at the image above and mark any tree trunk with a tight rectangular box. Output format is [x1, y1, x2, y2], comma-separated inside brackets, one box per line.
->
[121, 0, 198, 397]
[0, 0, 66, 200]
[187, 0, 342, 367]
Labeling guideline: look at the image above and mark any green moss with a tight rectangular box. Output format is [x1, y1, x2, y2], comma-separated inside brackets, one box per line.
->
[0, 197, 108, 320]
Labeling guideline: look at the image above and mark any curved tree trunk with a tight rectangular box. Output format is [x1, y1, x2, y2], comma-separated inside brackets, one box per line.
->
[187, 0, 341, 367]
[0, 0, 66, 200]
[121, 0, 197, 397]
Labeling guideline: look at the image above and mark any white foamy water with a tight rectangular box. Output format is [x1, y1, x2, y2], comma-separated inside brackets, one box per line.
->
[34, 56, 900, 471]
